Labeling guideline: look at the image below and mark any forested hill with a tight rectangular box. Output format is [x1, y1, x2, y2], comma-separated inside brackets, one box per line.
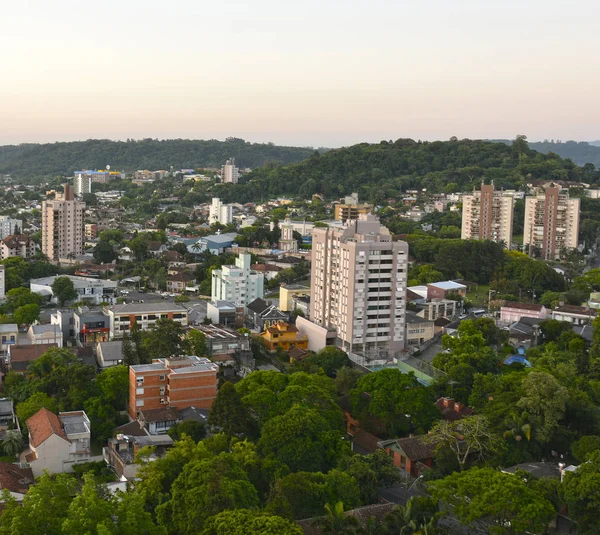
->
[492, 139, 600, 168]
[217, 138, 598, 203]
[0, 138, 318, 178]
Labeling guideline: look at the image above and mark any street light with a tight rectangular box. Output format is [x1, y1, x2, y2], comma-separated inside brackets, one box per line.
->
[404, 475, 424, 502]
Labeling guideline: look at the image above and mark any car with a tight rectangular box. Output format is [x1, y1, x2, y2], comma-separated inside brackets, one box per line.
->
[169, 293, 176, 298]
[120, 290, 130, 295]
[138, 289, 145, 293]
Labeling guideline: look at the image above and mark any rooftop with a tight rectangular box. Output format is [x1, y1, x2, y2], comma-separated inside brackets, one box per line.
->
[139, 407, 180, 423]
[503, 302, 545, 312]
[59, 411, 90, 436]
[0, 462, 34, 494]
[97, 340, 123, 362]
[27, 408, 69, 447]
[0, 324, 18, 333]
[428, 281, 467, 291]
[108, 302, 188, 314]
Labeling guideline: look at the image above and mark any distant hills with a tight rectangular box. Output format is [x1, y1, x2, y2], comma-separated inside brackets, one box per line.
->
[0, 138, 319, 178]
[491, 139, 600, 168]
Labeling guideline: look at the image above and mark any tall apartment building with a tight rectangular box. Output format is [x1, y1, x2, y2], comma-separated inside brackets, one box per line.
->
[221, 158, 239, 184]
[0, 216, 23, 239]
[310, 214, 409, 358]
[461, 184, 514, 248]
[209, 197, 233, 225]
[41, 184, 85, 261]
[128, 356, 218, 418]
[74, 173, 92, 196]
[524, 184, 580, 260]
[211, 253, 264, 306]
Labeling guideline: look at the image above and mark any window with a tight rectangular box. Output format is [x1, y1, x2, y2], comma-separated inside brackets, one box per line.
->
[159, 375, 165, 381]
[136, 377, 144, 385]
[136, 387, 144, 395]
[136, 400, 144, 407]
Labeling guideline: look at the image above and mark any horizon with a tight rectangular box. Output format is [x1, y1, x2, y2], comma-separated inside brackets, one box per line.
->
[2, 0, 600, 146]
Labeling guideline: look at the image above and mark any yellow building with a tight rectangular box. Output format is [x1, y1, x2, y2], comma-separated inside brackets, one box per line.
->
[279, 284, 310, 312]
[260, 322, 309, 352]
[334, 203, 374, 222]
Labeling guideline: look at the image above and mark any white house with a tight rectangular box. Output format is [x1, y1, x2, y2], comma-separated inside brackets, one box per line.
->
[23, 408, 91, 476]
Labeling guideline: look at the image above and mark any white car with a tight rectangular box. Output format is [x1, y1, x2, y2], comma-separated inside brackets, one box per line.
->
[120, 290, 130, 295]
[169, 293, 176, 298]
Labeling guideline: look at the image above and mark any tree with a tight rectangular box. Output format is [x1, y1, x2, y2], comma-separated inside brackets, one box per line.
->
[13, 304, 40, 325]
[1, 430, 23, 458]
[380, 497, 441, 535]
[188, 329, 208, 357]
[430, 467, 554, 534]
[427, 415, 501, 471]
[16, 392, 58, 423]
[298, 347, 351, 378]
[62, 473, 115, 535]
[93, 240, 117, 264]
[121, 332, 137, 365]
[96, 365, 129, 410]
[517, 371, 568, 443]
[312, 501, 359, 535]
[208, 381, 252, 444]
[110, 491, 167, 535]
[167, 420, 207, 442]
[51, 276, 78, 306]
[5, 287, 43, 310]
[174, 294, 190, 303]
[334, 366, 363, 396]
[141, 318, 190, 360]
[200, 509, 303, 535]
[571, 435, 600, 462]
[563, 450, 600, 533]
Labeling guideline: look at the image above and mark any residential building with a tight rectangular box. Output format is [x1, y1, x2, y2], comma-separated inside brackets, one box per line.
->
[278, 218, 298, 252]
[73, 173, 92, 196]
[221, 158, 239, 184]
[508, 317, 543, 349]
[128, 356, 219, 418]
[73, 307, 110, 345]
[206, 300, 244, 327]
[279, 283, 310, 312]
[310, 214, 409, 358]
[0, 216, 22, 239]
[551, 305, 596, 326]
[405, 311, 435, 347]
[41, 184, 85, 261]
[245, 298, 289, 331]
[104, 434, 173, 480]
[96, 340, 123, 368]
[73, 169, 120, 184]
[209, 198, 233, 225]
[260, 322, 309, 352]
[0, 324, 18, 352]
[30, 275, 117, 306]
[524, 184, 580, 260]
[0, 462, 34, 502]
[23, 408, 91, 476]
[0, 234, 36, 260]
[7, 344, 57, 374]
[0, 399, 19, 441]
[24, 324, 63, 347]
[435, 397, 474, 421]
[378, 436, 435, 477]
[334, 202, 374, 222]
[211, 253, 265, 306]
[106, 302, 188, 339]
[461, 184, 514, 248]
[250, 263, 282, 280]
[500, 302, 549, 324]
[137, 407, 180, 435]
[166, 272, 196, 293]
[190, 325, 252, 372]
[0, 265, 5, 301]
[85, 223, 98, 240]
[426, 281, 467, 300]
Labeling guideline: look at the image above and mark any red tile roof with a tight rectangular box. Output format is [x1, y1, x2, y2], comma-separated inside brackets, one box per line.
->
[0, 462, 34, 494]
[502, 302, 544, 312]
[27, 408, 69, 447]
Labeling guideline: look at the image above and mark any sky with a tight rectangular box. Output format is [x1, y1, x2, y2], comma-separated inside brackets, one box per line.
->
[1, 0, 599, 147]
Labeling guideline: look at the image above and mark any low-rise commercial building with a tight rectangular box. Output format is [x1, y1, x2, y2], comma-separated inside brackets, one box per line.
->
[404, 311, 435, 347]
[30, 275, 117, 306]
[106, 302, 188, 339]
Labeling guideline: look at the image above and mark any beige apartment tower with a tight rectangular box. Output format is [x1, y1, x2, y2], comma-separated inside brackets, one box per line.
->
[42, 184, 85, 261]
[461, 184, 514, 248]
[523, 184, 580, 261]
[310, 214, 409, 358]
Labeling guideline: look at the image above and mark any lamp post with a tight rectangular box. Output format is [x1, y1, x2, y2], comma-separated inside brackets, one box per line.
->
[404, 475, 424, 502]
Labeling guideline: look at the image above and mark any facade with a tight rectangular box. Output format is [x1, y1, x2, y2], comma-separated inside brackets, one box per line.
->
[279, 283, 310, 312]
[310, 214, 409, 358]
[73, 308, 110, 345]
[461, 184, 514, 248]
[246, 298, 289, 331]
[24, 408, 91, 476]
[0, 324, 18, 352]
[334, 203, 374, 222]
[96, 340, 123, 368]
[209, 197, 233, 225]
[0, 216, 22, 239]
[278, 218, 298, 252]
[73, 173, 92, 196]
[211, 253, 265, 306]
[426, 281, 467, 300]
[221, 158, 239, 184]
[405, 311, 435, 347]
[25, 324, 63, 347]
[551, 305, 596, 326]
[260, 322, 309, 352]
[524, 185, 580, 260]
[128, 356, 219, 418]
[378, 436, 435, 477]
[104, 434, 173, 480]
[85, 223, 98, 240]
[106, 302, 188, 339]
[500, 302, 549, 323]
[0, 265, 5, 301]
[0, 234, 36, 260]
[30, 275, 117, 306]
[414, 299, 460, 321]
[166, 272, 196, 293]
[41, 184, 86, 261]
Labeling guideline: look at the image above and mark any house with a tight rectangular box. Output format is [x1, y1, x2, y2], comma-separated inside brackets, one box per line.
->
[435, 397, 474, 421]
[404, 311, 435, 348]
[73, 307, 111, 346]
[288, 347, 310, 363]
[0, 462, 35, 502]
[7, 343, 57, 374]
[104, 434, 174, 480]
[260, 322, 309, 352]
[161, 250, 184, 264]
[551, 305, 596, 326]
[250, 263, 282, 280]
[500, 302, 549, 324]
[508, 317, 542, 349]
[106, 302, 188, 339]
[0, 324, 18, 352]
[96, 340, 123, 368]
[0, 398, 19, 441]
[206, 300, 244, 328]
[23, 324, 63, 347]
[426, 281, 467, 300]
[378, 435, 435, 477]
[245, 298, 289, 331]
[147, 241, 168, 257]
[138, 407, 180, 435]
[166, 272, 196, 294]
[0, 234, 36, 260]
[23, 408, 91, 476]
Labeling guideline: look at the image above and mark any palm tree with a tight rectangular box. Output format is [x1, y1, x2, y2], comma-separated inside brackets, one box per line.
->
[2, 430, 23, 458]
[313, 502, 359, 534]
[503, 411, 532, 442]
[355, 516, 385, 535]
[380, 499, 441, 535]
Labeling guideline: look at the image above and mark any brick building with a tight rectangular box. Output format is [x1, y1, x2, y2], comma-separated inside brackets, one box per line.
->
[128, 356, 218, 418]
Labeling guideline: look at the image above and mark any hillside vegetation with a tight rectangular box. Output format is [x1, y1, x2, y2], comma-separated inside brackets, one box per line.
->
[217, 137, 599, 203]
[0, 138, 317, 178]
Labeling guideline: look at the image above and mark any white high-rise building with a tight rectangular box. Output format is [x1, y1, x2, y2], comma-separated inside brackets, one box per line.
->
[209, 198, 233, 226]
[278, 218, 298, 252]
[211, 253, 264, 306]
[74, 173, 92, 196]
[524, 184, 580, 260]
[42, 184, 86, 261]
[0, 265, 5, 301]
[0, 216, 23, 239]
[221, 159, 239, 184]
[310, 214, 409, 358]
[461, 184, 514, 248]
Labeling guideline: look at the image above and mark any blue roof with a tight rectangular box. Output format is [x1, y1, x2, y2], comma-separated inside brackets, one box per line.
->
[504, 355, 532, 367]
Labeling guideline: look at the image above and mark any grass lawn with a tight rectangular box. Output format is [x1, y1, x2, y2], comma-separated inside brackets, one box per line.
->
[467, 284, 490, 308]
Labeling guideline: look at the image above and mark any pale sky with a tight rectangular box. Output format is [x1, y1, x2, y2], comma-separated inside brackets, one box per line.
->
[1, 0, 599, 147]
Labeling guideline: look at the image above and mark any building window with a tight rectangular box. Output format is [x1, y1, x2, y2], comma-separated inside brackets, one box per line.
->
[136, 400, 144, 407]
[136, 388, 144, 395]
[159, 375, 165, 381]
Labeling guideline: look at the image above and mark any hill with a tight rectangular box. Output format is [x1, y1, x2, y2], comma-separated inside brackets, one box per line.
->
[0, 138, 319, 178]
[215, 138, 598, 203]
[492, 139, 600, 168]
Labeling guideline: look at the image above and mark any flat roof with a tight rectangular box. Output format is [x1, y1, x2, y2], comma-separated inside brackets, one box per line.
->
[109, 302, 188, 314]
[429, 281, 467, 290]
[130, 363, 165, 373]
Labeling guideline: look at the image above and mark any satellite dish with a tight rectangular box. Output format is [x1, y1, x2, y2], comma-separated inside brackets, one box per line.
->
[106, 165, 111, 171]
